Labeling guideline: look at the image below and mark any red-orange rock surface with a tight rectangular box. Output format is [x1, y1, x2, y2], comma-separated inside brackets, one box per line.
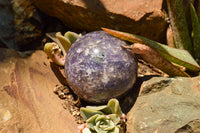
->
[0, 48, 77, 132]
[33, 0, 167, 41]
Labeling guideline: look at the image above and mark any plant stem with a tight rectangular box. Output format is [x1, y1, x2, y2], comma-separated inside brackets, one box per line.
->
[166, 0, 193, 54]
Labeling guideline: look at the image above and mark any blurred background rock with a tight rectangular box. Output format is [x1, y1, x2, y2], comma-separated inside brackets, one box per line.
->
[0, 0, 169, 51]
[0, 0, 68, 51]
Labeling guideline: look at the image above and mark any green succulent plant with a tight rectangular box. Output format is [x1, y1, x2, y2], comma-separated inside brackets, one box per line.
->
[44, 31, 81, 66]
[80, 99, 125, 133]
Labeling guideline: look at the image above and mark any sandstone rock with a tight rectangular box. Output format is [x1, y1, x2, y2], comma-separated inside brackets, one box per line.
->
[127, 76, 200, 133]
[33, 0, 167, 41]
[0, 48, 77, 132]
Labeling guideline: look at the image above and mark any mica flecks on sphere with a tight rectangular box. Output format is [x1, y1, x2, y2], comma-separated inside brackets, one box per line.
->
[65, 31, 137, 103]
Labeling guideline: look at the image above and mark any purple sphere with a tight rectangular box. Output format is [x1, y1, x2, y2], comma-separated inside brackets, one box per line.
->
[65, 31, 137, 103]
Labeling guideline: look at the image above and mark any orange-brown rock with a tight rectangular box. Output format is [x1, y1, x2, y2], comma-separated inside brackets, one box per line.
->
[33, 0, 167, 41]
[0, 48, 77, 132]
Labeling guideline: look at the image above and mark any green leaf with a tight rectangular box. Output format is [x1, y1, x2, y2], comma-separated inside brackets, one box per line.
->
[80, 107, 103, 120]
[108, 114, 121, 125]
[166, 0, 193, 53]
[190, 3, 200, 64]
[107, 99, 122, 116]
[86, 114, 99, 125]
[86, 105, 113, 114]
[85, 105, 108, 111]
[56, 32, 72, 54]
[46, 32, 68, 56]
[46, 31, 80, 57]
[122, 44, 190, 77]
[64, 31, 81, 44]
[81, 99, 124, 133]
[102, 28, 200, 72]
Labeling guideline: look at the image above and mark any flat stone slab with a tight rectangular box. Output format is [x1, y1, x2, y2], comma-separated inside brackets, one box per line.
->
[127, 76, 200, 133]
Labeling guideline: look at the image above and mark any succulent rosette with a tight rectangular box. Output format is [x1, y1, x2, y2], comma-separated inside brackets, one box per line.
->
[80, 99, 126, 133]
[86, 114, 121, 133]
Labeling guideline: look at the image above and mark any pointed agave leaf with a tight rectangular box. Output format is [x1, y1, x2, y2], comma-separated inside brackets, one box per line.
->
[80, 107, 104, 120]
[158, 45, 200, 71]
[166, 0, 193, 53]
[190, 3, 200, 64]
[102, 28, 200, 72]
[122, 44, 190, 77]
[107, 99, 122, 116]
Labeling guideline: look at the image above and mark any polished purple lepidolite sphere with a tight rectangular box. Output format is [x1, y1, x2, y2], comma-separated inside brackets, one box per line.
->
[65, 31, 137, 103]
